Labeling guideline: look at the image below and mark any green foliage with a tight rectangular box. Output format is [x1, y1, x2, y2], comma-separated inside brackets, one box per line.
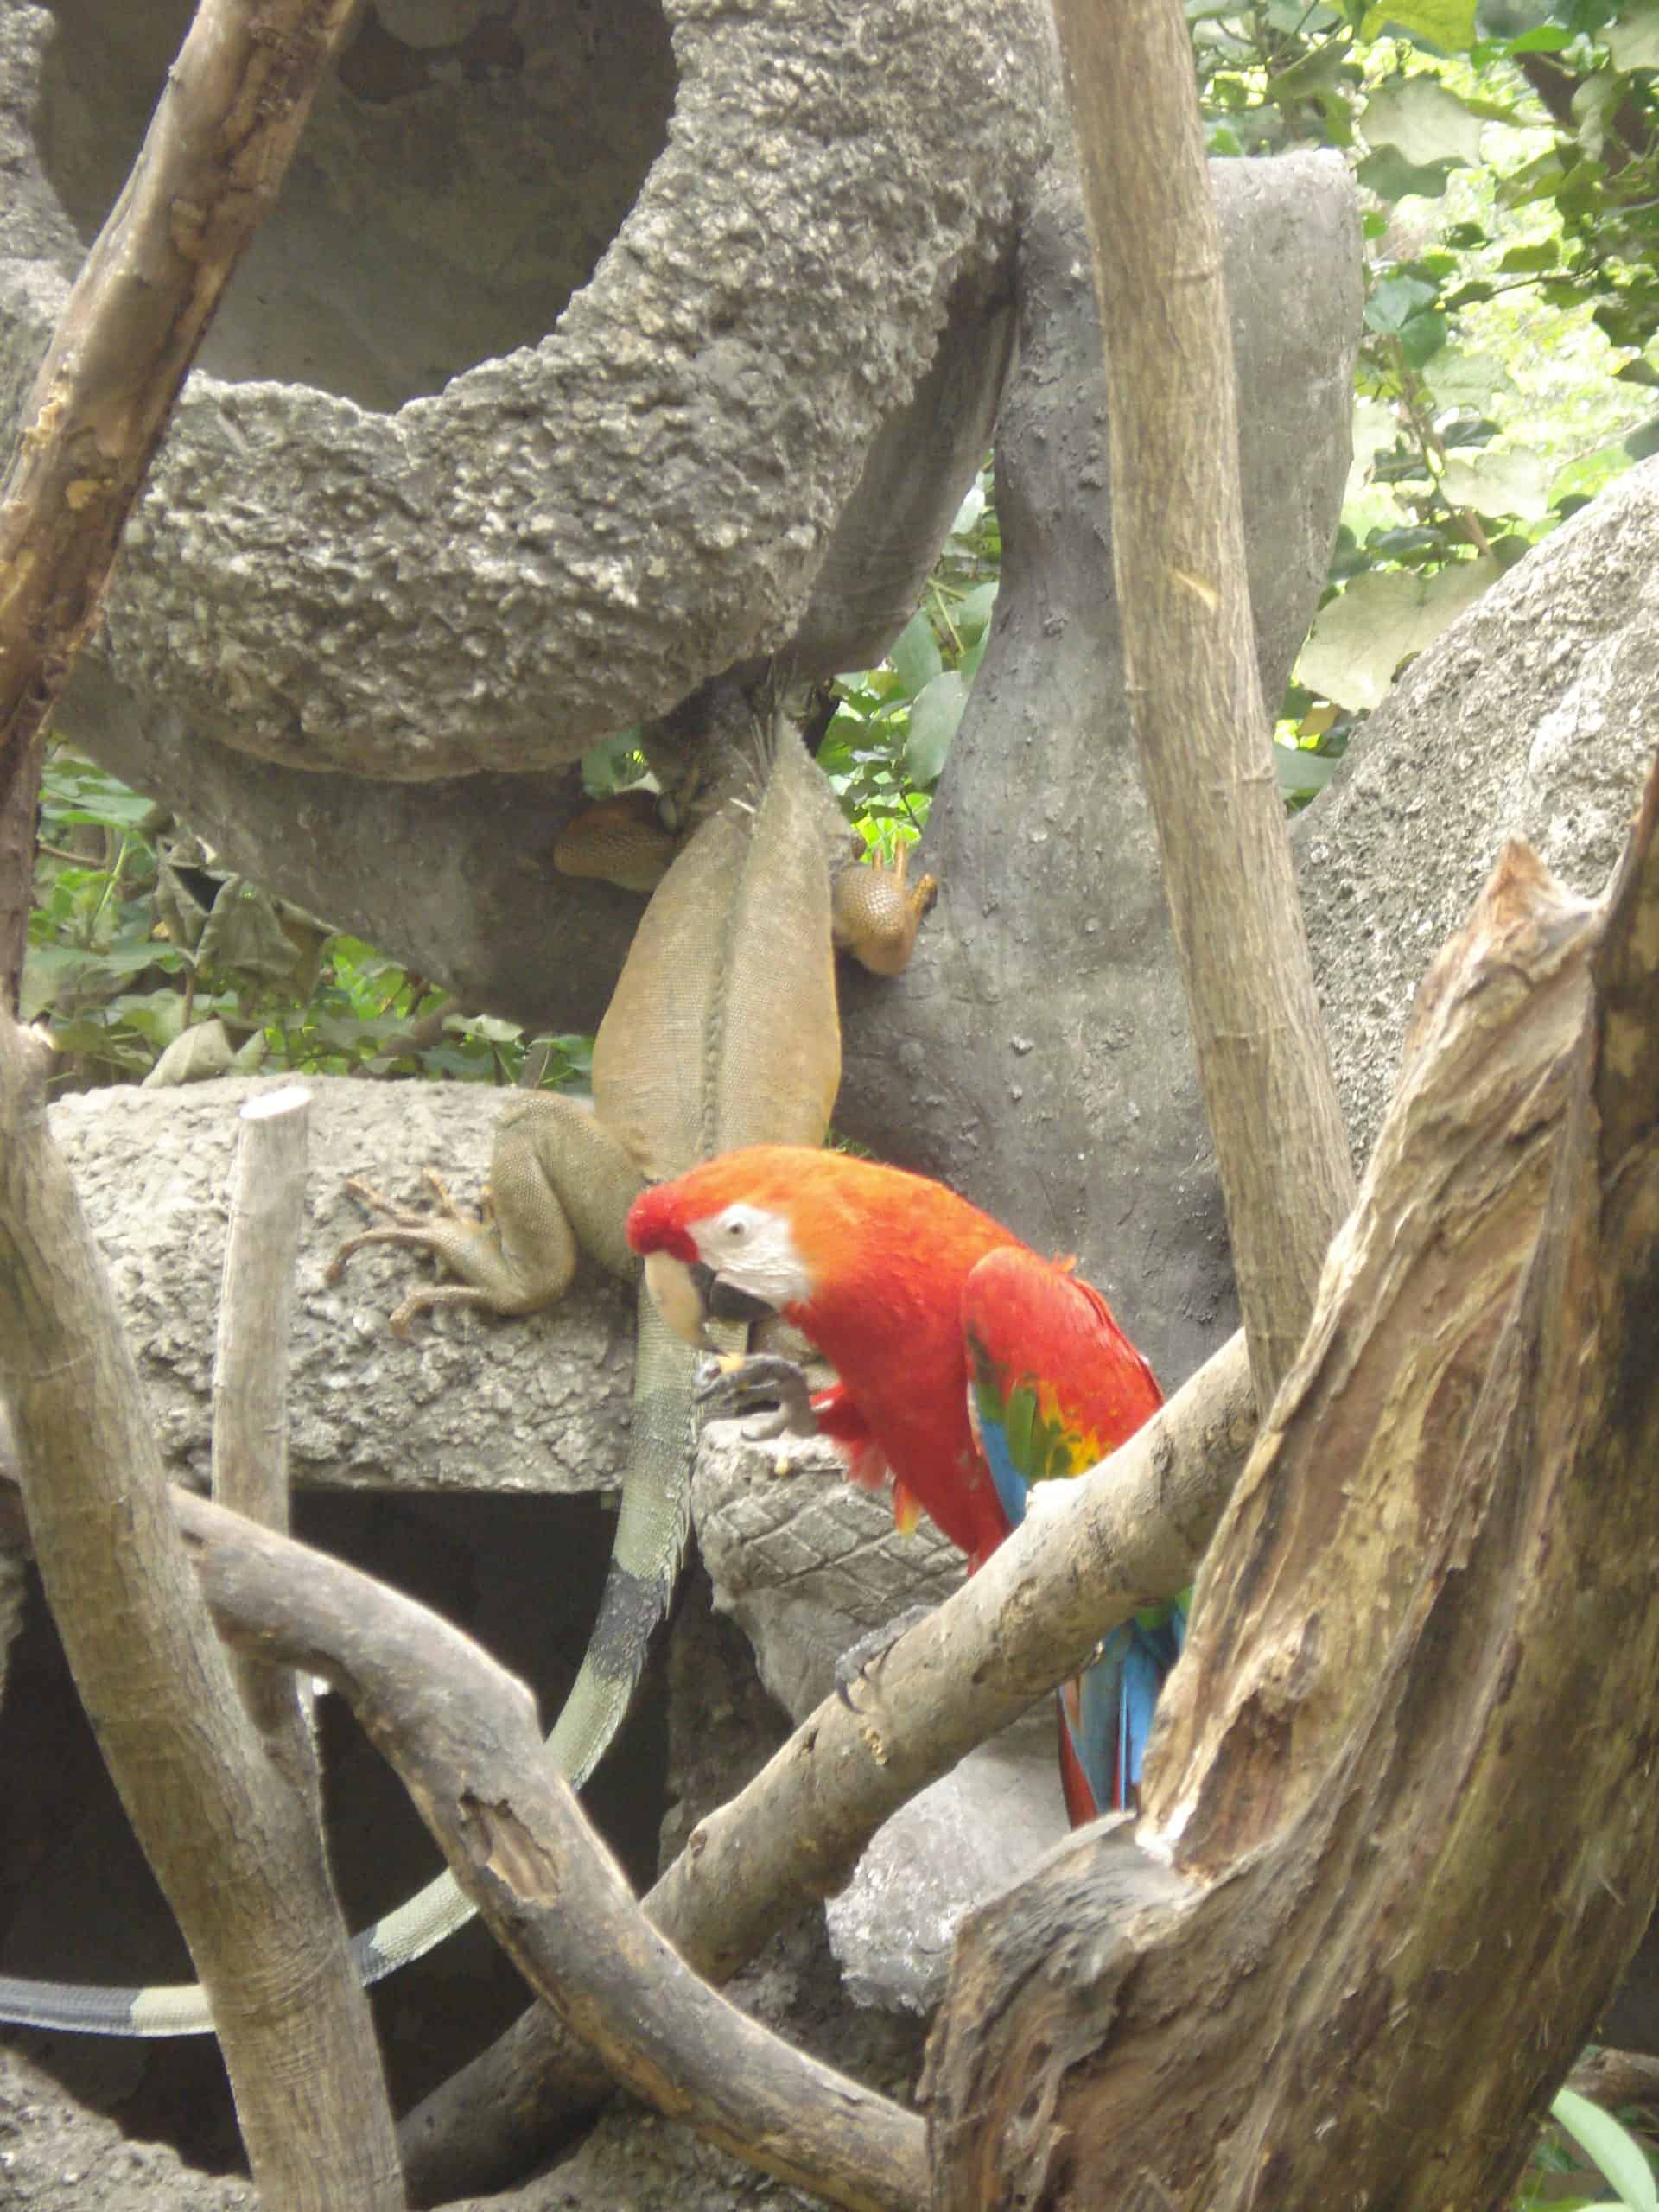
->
[816, 464, 1000, 836]
[1187, 0, 1659, 766]
[26, 743, 592, 1096]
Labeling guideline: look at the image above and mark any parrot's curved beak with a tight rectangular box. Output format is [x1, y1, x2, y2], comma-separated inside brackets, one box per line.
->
[644, 1249, 777, 1348]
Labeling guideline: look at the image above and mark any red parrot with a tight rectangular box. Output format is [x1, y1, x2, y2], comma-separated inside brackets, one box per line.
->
[626, 1144, 1183, 1822]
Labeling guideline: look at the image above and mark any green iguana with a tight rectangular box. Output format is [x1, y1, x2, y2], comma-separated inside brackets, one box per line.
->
[0, 677, 934, 2037]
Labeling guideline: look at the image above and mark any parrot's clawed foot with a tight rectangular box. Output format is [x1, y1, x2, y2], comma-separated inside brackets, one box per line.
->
[834, 1602, 937, 1711]
[696, 1351, 818, 1443]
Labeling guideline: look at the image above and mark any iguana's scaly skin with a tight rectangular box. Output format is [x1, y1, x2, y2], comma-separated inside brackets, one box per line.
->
[0, 690, 880, 2037]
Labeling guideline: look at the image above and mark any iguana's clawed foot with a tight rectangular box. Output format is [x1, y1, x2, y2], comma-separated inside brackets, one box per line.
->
[696, 1351, 819, 1443]
[325, 1173, 502, 1338]
[834, 1603, 938, 1711]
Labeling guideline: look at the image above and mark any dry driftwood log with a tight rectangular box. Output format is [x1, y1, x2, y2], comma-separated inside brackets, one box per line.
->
[923, 750, 1659, 2209]
[1052, 0, 1355, 1402]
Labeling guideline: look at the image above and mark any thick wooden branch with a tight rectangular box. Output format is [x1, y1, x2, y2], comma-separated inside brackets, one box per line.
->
[162, 1486, 926, 2212]
[0, 1016, 401, 2209]
[0, 0, 363, 1001]
[923, 760, 1659, 2208]
[1051, 0, 1356, 1400]
[398, 1333, 1255, 2203]
[213, 1084, 316, 1758]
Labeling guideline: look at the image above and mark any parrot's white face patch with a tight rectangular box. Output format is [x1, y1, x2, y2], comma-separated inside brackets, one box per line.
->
[690, 1203, 810, 1310]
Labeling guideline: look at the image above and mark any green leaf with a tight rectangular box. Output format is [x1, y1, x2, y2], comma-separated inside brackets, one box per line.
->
[1440, 413, 1500, 448]
[1362, 74, 1485, 162]
[1398, 308, 1450, 365]
[1606, 5, 1659, 72]
[1366, 271, 1440, 333]
[1422, 347, 1513, 406]
[49, 791, 156, 828]
[1497, 22, 1573, 53]
[1274, 744, 1341, 798]
[891, 612, 944, 699]
[1359, 0, 1478, 48]
[1496, 147, 1567, 208]
[903, 671, 965, 786]
[949, 480, 986, 538]
[581, 727, 647, 797]
[1551, 2089, 1659, 2212]
[1616, 358, 1659, 388]
[1440, 446, 1554, 520]
[957, 580, 1000, 639]
[1498, 239, 1560, 272]
[1357, 146, 1459, 198]
[1298, 556, 1501, 709]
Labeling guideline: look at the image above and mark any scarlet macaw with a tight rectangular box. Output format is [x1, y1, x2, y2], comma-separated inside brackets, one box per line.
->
[626, 1143, 1184, 1821]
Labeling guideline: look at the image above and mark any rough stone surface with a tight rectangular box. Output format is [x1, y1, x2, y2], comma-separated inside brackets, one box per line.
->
[823, 1713, 1070, 2016]
[0, 0, 1051, 773]
[0, 2047, 251, 2212]
[837, 153, 1363, 1393]
[45, 1074, 635, 1499]
[1294, 454, 1659, 1164]
[693, 1425, 963, 1722]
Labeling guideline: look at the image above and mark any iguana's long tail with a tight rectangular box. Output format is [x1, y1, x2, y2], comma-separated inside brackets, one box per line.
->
[545, 1295, 697, 1784]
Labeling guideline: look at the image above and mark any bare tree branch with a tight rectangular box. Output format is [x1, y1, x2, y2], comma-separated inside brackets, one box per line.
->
[0, 1014, 401, 2208]
[165, 1485, 928, 2212]
[213, 1084, 319, 1769]
[398, 1333, 1255, 2202]
[1050, 0, 1356, 1401]
[0, 0, 364, 1000]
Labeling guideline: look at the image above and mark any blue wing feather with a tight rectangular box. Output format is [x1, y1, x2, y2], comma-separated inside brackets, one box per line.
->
[963, 1245, 1181, 1817]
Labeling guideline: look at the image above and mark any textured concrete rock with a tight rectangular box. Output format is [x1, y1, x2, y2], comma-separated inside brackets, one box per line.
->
[823, 1713, 1071, 2016]
[45, 1075, 635, 1498]
[1294, 454, 1659, 1165]
[0, 2047, 251, 2212]
[0, 0, 1037, 1031]
[693, 1425, 963, 1722]
[0, 0, 1049, 776]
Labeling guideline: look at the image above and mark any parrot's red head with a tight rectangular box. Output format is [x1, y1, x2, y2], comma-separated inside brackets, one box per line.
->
[626, 1145, 848, 1346]
[626, 1142, 1019, 1352]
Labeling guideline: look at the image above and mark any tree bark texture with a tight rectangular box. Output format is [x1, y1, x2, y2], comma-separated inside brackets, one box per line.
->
[213, 1084, 317, 1767]
[923, 755, 1659, 2209]
[0, 1015, 401, 2209]
[0, 0, 364, 1006]
[1050, 0, 1355, 1402]
[397, 1330, 1255, 2202]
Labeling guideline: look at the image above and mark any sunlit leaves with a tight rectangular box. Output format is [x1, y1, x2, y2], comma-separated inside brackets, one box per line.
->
[1362, 73, 1486, 163]
[1359, 0, 1478, 48]
[1297, 556, 1501, 709]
